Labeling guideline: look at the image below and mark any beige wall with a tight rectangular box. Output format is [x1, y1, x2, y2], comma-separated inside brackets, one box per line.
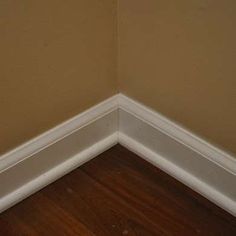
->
[0, 0, 117, 154]
[1, 0, 235, 156]
[118, 0, 236, 155]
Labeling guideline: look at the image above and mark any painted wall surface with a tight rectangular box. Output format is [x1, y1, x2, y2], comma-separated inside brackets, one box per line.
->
[118, 0, 236, 154]
[1, 0, 235, 157]
[0, 0, 117, 154]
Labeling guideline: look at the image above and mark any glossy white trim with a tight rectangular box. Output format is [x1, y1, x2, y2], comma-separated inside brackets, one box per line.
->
[1, 93, 235, 215]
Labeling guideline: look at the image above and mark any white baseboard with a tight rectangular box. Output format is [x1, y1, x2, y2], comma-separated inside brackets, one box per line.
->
[0, 96, 118, 213]
[118, 96, 236, 217]
[1, 93, 235, 216]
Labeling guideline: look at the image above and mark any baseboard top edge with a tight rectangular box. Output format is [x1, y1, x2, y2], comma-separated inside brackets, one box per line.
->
[1, 93, 235, 175]
[118, 93, 236, 175]
[0, 94, 119, 173]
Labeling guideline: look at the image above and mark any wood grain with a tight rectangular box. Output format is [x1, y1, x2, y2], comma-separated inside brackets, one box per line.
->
[0, 145, 235, 235]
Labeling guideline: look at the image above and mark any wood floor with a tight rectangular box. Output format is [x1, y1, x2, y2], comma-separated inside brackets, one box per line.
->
[0, 145, 235, 235]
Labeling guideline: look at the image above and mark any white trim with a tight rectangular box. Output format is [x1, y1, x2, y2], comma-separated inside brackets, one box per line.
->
[119, 133, 236, 217]
[0, 133, 117, 213]
[0, 93, 235, 215]
[0, 95, 119, 173]
[118, 94, 236, 175]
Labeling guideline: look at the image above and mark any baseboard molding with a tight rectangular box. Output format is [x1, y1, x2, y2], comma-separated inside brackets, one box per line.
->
[0, 97, 118, 213]
[0, 93, 235, 216]
[118, 95, 236, 217]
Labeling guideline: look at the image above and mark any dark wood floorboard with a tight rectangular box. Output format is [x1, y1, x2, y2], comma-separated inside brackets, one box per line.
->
[0, 145, 235, 235]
